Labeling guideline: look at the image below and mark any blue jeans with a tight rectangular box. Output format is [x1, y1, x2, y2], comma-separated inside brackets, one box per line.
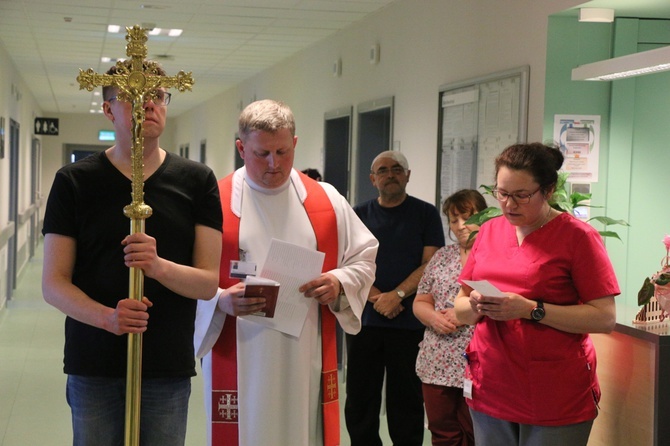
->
[66, 375, 191, 446]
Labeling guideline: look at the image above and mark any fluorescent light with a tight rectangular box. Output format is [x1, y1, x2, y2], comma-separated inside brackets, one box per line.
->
[572, 45, 670, 81]
[578, 8, 614, 23]
[149, 28, 161, 36]
[107, 24, 121, 33]
[168, 29, 183, 37]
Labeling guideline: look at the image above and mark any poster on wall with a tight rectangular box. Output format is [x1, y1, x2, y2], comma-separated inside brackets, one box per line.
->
[437, 67, 529, 242]
[553, 114, 600, 182]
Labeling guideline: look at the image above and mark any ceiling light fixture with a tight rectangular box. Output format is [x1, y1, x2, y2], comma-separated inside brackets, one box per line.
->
[572, 45, 670, 81]
[107, 24, 121, 33]
[141, 4, 168, 10]
[578, 8, 614, 23]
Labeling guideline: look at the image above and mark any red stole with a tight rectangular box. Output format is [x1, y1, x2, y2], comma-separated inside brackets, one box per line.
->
[211, 172, 340, 445]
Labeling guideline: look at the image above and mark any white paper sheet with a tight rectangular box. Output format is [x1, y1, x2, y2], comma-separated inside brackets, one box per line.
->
[463, 280, 507, 298]
[240, 238, 325, 337]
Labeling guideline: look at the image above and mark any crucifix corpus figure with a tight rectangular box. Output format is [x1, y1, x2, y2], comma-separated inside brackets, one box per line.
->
[42, 25, 223, 446]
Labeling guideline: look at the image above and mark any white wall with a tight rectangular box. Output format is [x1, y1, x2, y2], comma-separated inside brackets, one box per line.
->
[0, 43, 43, 228]
[0, 39, 45, 303]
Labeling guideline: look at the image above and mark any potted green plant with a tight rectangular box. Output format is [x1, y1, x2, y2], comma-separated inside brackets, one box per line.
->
[465, 172, 629, 241]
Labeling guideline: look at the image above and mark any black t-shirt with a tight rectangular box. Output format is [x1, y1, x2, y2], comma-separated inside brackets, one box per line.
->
[43, 151, 222, 378]
[354, 195, 445, 330]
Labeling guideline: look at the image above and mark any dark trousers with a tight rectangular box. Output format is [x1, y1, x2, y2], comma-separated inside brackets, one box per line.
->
[422, 383, 474, 446]
[344, 326, 425, 446]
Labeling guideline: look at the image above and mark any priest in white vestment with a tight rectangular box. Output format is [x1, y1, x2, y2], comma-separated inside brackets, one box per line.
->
[194, 100, 378, 446]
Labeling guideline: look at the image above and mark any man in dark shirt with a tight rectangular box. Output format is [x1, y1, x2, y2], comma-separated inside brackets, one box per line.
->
[41, 59, 222, 446]
[345, 150, 445, 446]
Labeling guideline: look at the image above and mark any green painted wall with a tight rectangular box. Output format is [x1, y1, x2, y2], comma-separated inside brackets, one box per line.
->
[545, 16, 670, 314]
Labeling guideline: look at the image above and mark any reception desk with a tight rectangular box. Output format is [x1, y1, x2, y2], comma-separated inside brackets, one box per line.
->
[588, 307, 670, 446]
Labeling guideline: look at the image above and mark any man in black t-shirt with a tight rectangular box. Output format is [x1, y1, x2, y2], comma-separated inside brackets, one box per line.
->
[345, 150, 445, 446]
[42, 59, 222, 446]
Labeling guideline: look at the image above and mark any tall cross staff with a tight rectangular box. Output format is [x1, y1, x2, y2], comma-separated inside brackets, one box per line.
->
[76, 25, 194, 446]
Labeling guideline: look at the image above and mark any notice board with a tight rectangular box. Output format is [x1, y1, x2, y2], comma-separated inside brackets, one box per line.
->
[436, 66, 529, 228]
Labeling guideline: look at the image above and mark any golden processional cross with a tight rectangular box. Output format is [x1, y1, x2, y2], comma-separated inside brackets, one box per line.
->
[76, 25, 194, 446]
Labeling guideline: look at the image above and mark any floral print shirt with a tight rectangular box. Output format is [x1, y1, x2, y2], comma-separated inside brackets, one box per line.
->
[415, 244, 474, 388]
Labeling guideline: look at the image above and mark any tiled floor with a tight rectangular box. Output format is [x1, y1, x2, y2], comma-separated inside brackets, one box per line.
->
[0, 244, 431, 445]
[0, 246, 209, 445]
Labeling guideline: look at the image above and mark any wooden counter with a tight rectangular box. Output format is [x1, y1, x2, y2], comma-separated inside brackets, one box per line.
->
[588, 307, 670, 446]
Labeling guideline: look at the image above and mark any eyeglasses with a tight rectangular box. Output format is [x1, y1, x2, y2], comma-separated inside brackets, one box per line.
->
[491, 187, 541, 204]
[107, 90, 172, 107]
[372, 166, 406, 176]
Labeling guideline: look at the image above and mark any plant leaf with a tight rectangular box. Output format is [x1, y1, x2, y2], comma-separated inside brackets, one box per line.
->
[464, 205, 502, 244]
[570, 192, 592, 208]
[549, 186, 572, 213]
[479, 184, 496, 196]
[588, 216, 630, 227]
[465, 207, 502, 226]
[598, 230, 621, 241]
[638, 277, 655, 306]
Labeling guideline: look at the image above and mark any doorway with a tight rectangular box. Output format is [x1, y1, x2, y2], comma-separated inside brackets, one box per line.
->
[29, 138, 41, 258]
[323, 106, 352, 201]
[6, 119, 19, 301]
[354, 97, 394, 205]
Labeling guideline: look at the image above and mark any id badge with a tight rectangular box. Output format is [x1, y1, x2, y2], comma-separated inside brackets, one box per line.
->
[230, 260, 257, 279]
[463, 378, 473, 400]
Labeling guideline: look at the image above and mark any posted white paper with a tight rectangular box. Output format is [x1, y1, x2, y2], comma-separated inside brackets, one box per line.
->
[240, 238, 325, 337]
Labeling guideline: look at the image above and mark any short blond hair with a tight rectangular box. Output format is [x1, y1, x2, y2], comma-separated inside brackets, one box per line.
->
[238, 99, 295, 139]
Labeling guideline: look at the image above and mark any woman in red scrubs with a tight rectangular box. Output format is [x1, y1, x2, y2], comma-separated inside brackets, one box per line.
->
[454, 142, 620, 446]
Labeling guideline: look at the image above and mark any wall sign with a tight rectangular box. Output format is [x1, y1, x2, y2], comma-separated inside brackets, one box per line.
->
[34, 117, 59, 135]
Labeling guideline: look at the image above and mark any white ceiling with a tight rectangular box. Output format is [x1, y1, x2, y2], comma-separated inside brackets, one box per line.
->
[1, 0, 669, 117]
[0, 0, 399, 116]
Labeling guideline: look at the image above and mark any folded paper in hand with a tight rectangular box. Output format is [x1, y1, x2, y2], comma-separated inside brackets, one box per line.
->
[244, 276, 280, 318]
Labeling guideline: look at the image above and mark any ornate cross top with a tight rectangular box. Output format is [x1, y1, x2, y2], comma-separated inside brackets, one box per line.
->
[76, 25, 194, 219]
[75, 25, 194, 446]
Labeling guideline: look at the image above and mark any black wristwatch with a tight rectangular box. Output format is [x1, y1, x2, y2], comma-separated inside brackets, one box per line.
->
[530, 300, 545, 322]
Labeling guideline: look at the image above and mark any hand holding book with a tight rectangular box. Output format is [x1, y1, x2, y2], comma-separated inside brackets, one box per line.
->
[244, 276, 280, 318]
